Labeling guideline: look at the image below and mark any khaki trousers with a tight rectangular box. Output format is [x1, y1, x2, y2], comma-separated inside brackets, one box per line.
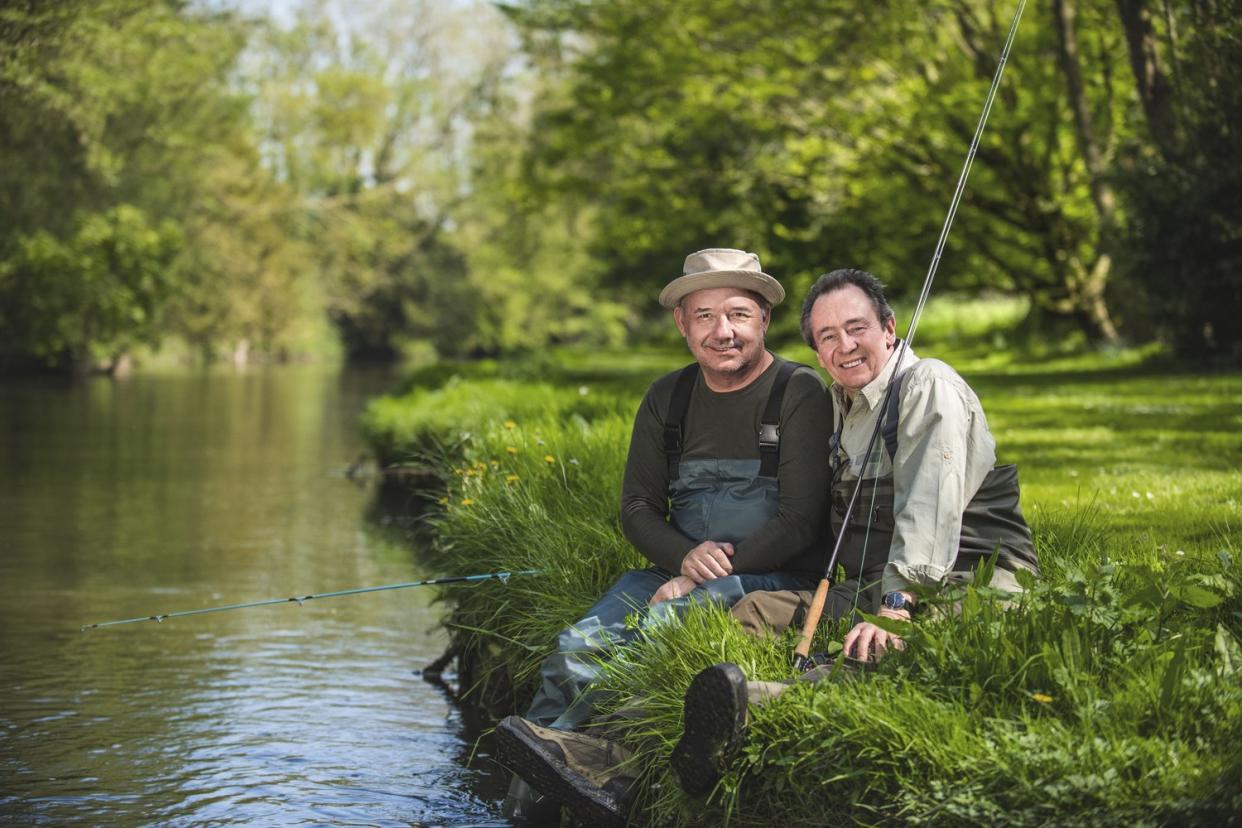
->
[729, 567, 1027, 639]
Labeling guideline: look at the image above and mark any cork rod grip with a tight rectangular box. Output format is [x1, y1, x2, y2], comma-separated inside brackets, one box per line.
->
[793, 577, 831, 661]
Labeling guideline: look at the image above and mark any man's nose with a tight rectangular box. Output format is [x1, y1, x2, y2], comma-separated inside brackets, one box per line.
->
[712, 315, 734, 339]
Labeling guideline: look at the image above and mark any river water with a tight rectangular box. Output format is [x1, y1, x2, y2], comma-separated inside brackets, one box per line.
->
[0, 366, 508, 826]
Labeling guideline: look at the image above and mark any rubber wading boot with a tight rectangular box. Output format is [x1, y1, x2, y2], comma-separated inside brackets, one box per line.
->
[670, 662, 750, 797]
[495, 716, 636, 828]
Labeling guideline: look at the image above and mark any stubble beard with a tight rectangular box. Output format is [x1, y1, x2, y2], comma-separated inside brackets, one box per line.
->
[701, 338, 756, 377]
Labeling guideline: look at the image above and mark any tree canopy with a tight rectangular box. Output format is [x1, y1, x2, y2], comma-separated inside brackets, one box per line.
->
[1, 0, 1238, 370]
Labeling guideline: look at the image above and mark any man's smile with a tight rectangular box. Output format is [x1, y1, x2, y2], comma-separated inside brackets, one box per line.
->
[839, 356, 865, 369]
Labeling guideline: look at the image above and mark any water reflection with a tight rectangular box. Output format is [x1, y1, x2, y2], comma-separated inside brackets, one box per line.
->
[0, 366, 508, 825]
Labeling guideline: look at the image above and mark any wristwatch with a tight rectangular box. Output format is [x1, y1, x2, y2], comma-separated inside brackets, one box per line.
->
[881, 591, 913, 613]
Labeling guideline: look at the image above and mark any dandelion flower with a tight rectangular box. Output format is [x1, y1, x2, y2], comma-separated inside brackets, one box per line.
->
[460, 498, 475, 506]
[506, 446, 518, 455]
[504, 420, 516, 429]
[1031, 692, 1053, 704]
[544, 454, 556, 464]
[506, 474, 519, 484]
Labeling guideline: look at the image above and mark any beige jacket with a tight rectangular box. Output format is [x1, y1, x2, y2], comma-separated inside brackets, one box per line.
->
[829, 345, 997, 595]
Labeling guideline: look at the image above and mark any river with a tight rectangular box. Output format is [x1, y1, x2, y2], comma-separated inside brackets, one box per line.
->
[0, 365, 509, 825]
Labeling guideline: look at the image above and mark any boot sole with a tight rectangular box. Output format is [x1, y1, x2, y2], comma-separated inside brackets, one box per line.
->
[670, 663, 748, 797]
[495, 718, 629, 828]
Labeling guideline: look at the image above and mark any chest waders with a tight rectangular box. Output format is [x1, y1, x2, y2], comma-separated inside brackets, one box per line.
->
[828, 369, 1039, 585]
[662, 359, 800, 543]
[523, 359, 808, 733]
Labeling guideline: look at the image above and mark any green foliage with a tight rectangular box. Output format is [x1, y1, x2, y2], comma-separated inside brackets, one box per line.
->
[1113, 0, 1242, 360]
[499, 0, 1136, 341]
[360, 345, 681, 465]
[572, 552, 1241, 826]
[420, 414, 645, 711]
[6, 0, 1238, 369]
[361, 376, 633, 467]
[0, 205, 181, 366]
[0, 0, 329, 367]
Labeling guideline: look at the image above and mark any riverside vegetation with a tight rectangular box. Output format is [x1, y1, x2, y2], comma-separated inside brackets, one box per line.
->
[362, 299, 1241, 825]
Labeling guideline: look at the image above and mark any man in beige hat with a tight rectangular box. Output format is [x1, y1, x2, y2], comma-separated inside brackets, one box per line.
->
[497, 248, 833, 825]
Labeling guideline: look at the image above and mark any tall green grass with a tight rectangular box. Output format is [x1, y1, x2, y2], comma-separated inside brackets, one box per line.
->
[364, 311, 1241, 824]
[589, 550, 1240, 826]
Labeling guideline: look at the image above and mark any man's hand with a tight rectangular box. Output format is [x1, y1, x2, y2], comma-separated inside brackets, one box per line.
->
[649, 575, 699, 606]
[680, 541, 734, 583]
[842, 608, 910, 662]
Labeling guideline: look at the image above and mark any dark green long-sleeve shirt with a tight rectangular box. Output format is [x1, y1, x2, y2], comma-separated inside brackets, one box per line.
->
[619, 355, 833, 579]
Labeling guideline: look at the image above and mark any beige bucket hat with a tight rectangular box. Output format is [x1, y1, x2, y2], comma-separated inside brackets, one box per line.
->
[658, 248, 785, 309]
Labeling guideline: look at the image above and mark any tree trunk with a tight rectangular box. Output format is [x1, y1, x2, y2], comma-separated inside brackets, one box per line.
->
[1115, 0, 1179, 158]
[1051, 0, 1121, 344]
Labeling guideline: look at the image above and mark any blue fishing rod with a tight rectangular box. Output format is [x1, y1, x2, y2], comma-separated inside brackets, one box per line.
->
[81, 569, 541, 631]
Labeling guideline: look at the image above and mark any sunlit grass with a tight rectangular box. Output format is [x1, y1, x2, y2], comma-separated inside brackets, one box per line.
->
[363, 298, 1242, 823]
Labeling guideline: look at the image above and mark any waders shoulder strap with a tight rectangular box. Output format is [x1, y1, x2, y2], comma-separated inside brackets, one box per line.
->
[758, 359, 800, 477]
[662, 359, 803, 479]
[881, 368, 910, 461]
[663, 363, 700, 478]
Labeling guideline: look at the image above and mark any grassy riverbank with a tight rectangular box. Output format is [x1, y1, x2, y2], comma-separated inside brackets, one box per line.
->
[363, 298, 1241, 824]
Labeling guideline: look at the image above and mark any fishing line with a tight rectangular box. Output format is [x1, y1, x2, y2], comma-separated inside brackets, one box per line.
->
[81, 569, 542, 631]
[793, 0, 1029, 669]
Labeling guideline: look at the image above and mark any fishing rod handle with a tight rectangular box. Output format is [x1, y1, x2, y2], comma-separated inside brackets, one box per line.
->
[793, 577, 831, 667]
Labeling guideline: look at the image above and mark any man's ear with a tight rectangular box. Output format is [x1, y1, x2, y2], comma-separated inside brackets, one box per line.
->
[673, 305, 688, 337]
[814, 342, 831, 373]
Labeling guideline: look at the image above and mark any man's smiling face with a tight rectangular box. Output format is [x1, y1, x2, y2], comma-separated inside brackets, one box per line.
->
[809, 284, 897, 395]
[674, 287, 769, 387]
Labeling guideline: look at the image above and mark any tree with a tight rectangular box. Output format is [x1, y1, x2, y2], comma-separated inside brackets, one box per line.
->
[0, 205, 181, 370]
[0, 0, 321, 368]
[498, 0, 1149, 343]
[1112, 0, 1242, 360]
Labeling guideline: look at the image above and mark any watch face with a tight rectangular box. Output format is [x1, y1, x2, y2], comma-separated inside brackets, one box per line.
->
[882, 591, 906, 611]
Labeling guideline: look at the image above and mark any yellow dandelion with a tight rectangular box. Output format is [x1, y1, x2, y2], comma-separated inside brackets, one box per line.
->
[474, 461, 487, 470]
[1031, 693, 1053, 704]
[437, 496, 449, 505]
[506, 446, 518, 455]
[460, 498, 475, 506]
[464, 468, 476, 477]
[504, 420, 517, 429]
[506, 474, 520, 484]
[544, 454, 556, 464]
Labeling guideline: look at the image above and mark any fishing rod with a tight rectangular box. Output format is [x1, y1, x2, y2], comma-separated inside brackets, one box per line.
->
[81, 569, 541, 631]
[792, 0, 1029, 670]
